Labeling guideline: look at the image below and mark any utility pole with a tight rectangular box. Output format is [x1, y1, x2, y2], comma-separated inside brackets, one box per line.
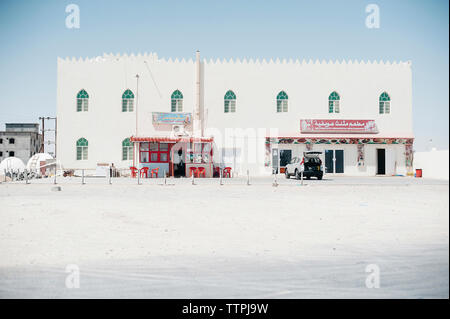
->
[38, 117, 57, 157]
[39, 117, 45, 153]
[136, 74, 139, 137]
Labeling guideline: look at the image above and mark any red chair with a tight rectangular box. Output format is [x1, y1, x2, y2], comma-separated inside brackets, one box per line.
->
[189, 167, 199, 177]
[197, 167, 206, 178]
[150, 167, 159, 178]
[223, 167, 232, 178]
[140, 167, 149, 178]
[130, 166, 138, 178]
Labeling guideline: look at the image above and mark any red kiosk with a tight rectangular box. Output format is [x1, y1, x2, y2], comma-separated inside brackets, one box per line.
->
[130, 136, 214, 178]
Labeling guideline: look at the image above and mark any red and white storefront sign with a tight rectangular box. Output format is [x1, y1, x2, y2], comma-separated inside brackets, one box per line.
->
[300, 119, 379, 134]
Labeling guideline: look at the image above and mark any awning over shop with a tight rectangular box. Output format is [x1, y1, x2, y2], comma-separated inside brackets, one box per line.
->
[130, 136, 214, 143]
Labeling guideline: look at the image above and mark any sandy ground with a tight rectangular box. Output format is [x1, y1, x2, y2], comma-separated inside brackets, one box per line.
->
[0, 176, 448, 298]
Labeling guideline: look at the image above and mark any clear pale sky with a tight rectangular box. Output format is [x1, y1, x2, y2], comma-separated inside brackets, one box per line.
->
[0, 0, 448, 151]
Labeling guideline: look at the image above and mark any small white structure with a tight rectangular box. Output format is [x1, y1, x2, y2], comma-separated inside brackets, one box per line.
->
[26, 153, 54, 173]
[0, 157, 26, 173]
[414, 149, 449, 180]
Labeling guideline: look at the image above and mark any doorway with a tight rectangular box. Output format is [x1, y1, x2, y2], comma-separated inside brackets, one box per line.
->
[377, 149, 386, 175]
[325, 149, 344, 174]
[279, 149, 292, 173]
[171, 143, 185, 177]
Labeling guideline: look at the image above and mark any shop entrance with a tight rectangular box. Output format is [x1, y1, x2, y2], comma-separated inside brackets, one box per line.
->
[279, 149, 292, 174]
[325, 149, 344, 174]
[377, 149, 386, 175]
[172, 148, 185, 177]
[132, 137, 214, 178]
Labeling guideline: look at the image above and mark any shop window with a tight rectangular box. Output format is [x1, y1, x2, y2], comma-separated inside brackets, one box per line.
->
[171, 90, 183, 112]
[224, 90, 236, 113]
[9, 151, 15, 157]
[140, 143, 149, 162]
[140, 142, 170, 163]
[9, 138, 15, 144]
[76, 89, 89, 112]
[122, 89, 135, 112]
[76, 138, 88, 160]
[328, 91, 340, 113]
[276, 91, 288, 112]
[187, 142, 211, 164]
[122, 138, 133, 160]
[379, 92, 390, 114]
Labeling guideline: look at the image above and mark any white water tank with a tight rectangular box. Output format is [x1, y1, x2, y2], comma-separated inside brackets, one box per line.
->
[0, 157, 26, 173]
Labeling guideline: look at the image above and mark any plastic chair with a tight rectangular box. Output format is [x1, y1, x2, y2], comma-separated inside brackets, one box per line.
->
[130, 166, 138, 178]
[150, 167, 159, 178]
[197, 167, 206, 178]
[223, 167, 232, 178]
[189, 167, 199, 177]
[140, 167, 149, 178]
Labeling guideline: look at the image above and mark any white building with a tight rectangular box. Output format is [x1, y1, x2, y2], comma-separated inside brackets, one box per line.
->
[56, 52, 414, 177]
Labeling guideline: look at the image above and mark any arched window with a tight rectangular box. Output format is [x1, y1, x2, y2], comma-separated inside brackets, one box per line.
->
[76, 138, 88, 160]
[224, 90, 236, 113]
[328, 91, 340, 113]
[122, 138, 133, 160]
[276, 91, 288, 112]
[379, 92, 390, 114]
[122, 89, 134, 112]
[171, 90, 183, 112]
[76, 89, 89, 112]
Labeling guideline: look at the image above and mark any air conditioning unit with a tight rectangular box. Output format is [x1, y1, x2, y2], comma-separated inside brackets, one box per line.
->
[171, 124, 187, 137]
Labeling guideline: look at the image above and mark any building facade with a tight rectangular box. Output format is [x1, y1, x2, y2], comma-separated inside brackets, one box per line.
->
[57, 52, 414, 176]
[0, 123, 42, 165]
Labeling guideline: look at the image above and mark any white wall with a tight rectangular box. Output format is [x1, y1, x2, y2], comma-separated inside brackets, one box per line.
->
[204, 59, 413, 138]
[57, 54, 196, 169]
[414, 149, 449, 180]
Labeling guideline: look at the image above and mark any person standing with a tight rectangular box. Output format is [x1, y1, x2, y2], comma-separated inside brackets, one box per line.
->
[173, 149, 184, 177]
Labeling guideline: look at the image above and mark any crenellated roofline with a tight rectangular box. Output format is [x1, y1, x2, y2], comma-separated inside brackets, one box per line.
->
[57, 52, 412, 67]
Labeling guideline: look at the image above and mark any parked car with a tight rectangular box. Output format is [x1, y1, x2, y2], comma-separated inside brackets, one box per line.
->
[285, 151, 324, 180]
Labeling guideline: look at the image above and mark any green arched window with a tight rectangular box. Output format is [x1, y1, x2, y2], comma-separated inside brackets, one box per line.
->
[224, 90, 236, 113]
[76, 138, 88, 160]
[328, 91, 340, 113]
[122, 138, 133, 160]
[122, 89, 134, 112]
[171, 90, 183, 112]
[379, 92, 390, 114]
[76, 89, 89, 112]
[276, 91, 288, 113]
